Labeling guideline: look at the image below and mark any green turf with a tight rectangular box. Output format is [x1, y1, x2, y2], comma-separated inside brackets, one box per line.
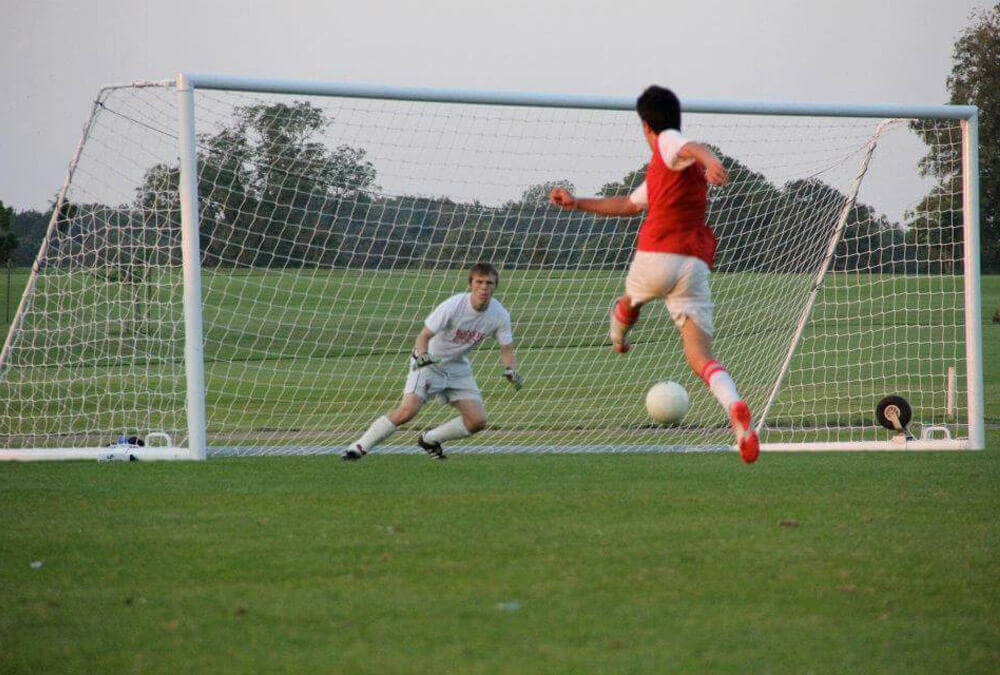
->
[2, 270, 995, 448]
[1, 438, 999, 673]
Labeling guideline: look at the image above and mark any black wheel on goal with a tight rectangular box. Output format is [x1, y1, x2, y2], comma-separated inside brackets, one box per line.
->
[876, 395, 912, 432]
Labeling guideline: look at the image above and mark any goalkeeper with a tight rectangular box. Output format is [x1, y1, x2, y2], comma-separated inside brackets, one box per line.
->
[343, 262, 522, 461]
[549, 85, 759, 463]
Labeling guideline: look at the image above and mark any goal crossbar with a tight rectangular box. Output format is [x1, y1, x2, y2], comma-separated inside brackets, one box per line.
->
[181, 73, 978, 119]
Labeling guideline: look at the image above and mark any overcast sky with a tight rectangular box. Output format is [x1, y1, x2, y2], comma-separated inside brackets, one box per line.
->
[0, 0, 988, 212]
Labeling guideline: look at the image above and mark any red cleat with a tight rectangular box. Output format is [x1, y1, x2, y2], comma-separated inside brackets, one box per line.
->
[729, 400, 760, 464]
[739, 430, 760, 464]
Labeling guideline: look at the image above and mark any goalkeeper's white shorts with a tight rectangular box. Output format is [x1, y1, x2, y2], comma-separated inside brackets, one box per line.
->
[625, 251, 715, 336]
[405, 361, 483, 404]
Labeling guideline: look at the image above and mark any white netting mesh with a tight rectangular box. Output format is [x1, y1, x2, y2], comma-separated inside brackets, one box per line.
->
[0, 84, 970, 454]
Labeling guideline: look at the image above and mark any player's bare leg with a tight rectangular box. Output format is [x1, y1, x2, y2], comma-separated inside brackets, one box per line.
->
[680, 320, 759, 463]
[388, 394, 425, 426]
[343, 394, 424, 460]
[418, 398, 486, 459]
[609, 295, 641, 354]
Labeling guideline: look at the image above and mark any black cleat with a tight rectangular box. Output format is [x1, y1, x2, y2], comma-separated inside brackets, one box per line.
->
[417, 433, 447, 460]
[341, 445, 366, 461]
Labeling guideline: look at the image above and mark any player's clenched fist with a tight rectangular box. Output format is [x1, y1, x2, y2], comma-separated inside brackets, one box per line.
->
[704, 160, 728, 186]
[549, 187, 576, 210]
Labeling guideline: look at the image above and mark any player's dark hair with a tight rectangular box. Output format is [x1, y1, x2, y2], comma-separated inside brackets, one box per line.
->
[468, 262, 499, 285]
[636, 85, 681, 133]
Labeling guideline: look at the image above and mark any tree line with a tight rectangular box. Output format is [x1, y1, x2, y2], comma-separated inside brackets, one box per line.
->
[6, 100, 955, 278]
[0, 99, 974, 278]
[5, 3, 998, 276]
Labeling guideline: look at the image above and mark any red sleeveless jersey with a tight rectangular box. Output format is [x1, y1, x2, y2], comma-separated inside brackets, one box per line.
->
[636, 142, 716, 268]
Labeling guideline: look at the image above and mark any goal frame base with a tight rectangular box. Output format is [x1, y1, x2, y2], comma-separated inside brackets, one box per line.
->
[0, 440, 975, 460]
[0, 447, 197, 462]
[762, 439, 976, 452]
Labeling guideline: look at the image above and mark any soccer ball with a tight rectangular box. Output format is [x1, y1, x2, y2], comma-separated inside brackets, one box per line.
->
[645, 380, 689, 424]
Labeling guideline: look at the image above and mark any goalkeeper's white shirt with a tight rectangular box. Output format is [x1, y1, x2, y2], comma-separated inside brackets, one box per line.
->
[424, 293, 513, 366]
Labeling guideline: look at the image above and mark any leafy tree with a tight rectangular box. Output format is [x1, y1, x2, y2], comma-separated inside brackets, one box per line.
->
[705, 149, 794, 272]
[136, 101, 378, 268]
[911, 2, 1000, 272]
[517, 179, 575, 206]
[6, 209, 46, 266]
[0, 201, 18, 267]
[598, 167, 646, 197]
[0, 201, 18, 322]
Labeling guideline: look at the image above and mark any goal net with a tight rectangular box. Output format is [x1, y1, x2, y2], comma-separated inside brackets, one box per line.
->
[0, 76, 984, 458]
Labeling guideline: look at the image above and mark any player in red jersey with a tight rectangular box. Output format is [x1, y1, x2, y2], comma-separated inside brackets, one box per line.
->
[549, 85, 759, 463]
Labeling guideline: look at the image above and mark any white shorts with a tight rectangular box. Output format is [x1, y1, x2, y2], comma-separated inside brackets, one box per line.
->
[625, 251, 715, 336]
[404, 360, 483, 404]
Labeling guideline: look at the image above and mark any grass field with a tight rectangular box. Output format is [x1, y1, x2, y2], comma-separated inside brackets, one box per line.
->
[0, 269, 987, 449]
[1, 273, 998, 672]
[1, 439, 999, 673]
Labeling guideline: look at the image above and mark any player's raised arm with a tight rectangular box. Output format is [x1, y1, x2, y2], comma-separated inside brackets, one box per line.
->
[677, 142, 728, 186]
[549, 187, 644, 217]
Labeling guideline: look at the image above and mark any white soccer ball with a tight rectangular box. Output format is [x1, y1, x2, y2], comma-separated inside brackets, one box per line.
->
[645, 380, 689, 424]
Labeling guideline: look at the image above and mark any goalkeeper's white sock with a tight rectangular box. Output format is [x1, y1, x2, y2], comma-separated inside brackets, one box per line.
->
[701, 360, 741, 411]
[424, 417, 471, 444]
[354, 415, 397, 452]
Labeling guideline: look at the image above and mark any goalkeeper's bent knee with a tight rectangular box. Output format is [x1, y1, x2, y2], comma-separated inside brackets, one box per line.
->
[612, 296, 640, 326]
[465, 417, 487, 434]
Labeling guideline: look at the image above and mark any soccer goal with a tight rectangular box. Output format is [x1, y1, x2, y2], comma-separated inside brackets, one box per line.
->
[0, 74, 984, 459]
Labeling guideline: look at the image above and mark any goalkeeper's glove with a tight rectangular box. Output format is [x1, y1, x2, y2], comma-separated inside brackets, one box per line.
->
[411, 351, 438, 369]
[503, 367, 523, 391]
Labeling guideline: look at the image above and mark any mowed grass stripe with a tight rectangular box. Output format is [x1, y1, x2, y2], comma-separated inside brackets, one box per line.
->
[1, 439, 998, 672]
[3, 271, 993, 449]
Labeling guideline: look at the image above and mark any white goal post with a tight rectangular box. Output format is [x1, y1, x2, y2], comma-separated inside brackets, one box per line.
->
[0, 73, 984, 459]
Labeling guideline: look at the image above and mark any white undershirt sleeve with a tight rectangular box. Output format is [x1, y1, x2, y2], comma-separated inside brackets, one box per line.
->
[628, 180, 648, 207]
[658, 130, 697, 171]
